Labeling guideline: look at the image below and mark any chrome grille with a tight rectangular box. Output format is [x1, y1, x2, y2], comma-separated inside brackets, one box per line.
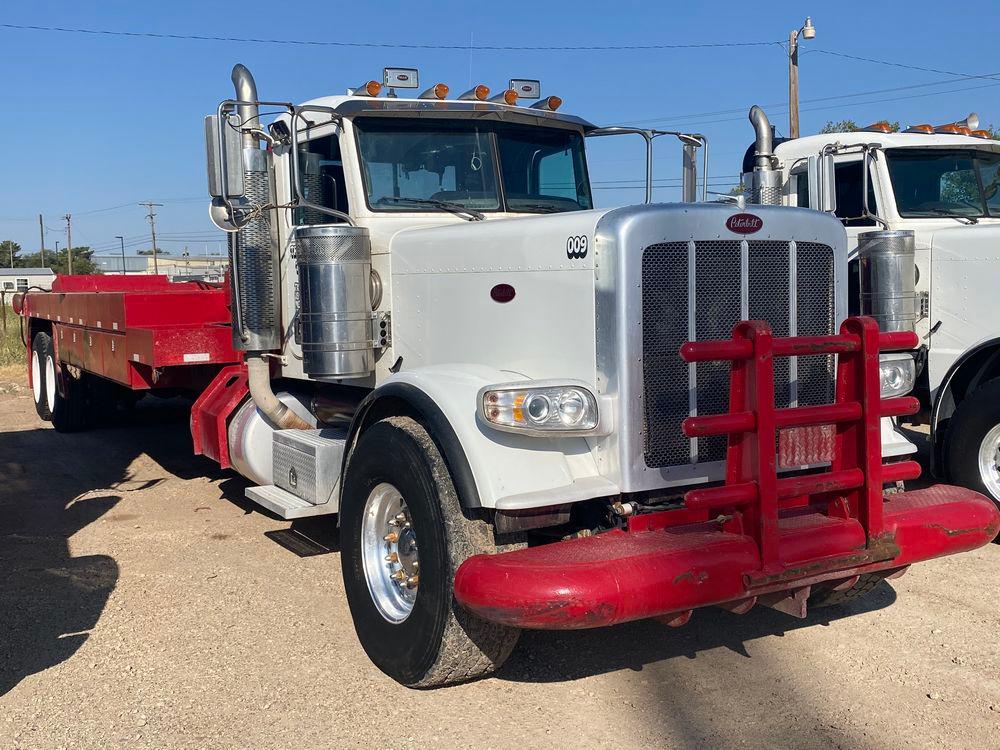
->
[641, 239, 836, 468]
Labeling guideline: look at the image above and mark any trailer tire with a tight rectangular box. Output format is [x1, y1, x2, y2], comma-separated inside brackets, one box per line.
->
[43, 342, 90, 433]
[31, 332, 53, 420]
[944, 378, 1000, 506]
[808, 573, 883, 609]
[340, 416, 519, 688]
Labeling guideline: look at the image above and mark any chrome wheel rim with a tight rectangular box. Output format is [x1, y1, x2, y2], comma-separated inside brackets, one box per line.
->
[31, 350, 42, 405]
[978, 424, 1000, 501]
[44, 354, 56, 412]
[361, 482, 419, 623]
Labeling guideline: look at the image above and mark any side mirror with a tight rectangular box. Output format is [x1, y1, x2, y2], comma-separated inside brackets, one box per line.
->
[205, 114, 245, 199]
[807, 154, 837, 214]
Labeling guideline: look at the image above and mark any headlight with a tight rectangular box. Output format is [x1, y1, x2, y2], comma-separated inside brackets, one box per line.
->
[480, 383, 600, 435]
[879, 353, 916, 398]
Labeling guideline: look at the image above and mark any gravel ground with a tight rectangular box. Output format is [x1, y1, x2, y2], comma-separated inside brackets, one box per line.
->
[1, 376, 998, 750]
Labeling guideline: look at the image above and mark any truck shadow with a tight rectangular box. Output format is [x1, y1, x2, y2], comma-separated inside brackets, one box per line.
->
[500, 580, 896, 684]
[0, 396, 219, 697]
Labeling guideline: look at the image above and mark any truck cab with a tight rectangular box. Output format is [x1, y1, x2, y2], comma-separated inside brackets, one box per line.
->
[744, 114, 1000, 502]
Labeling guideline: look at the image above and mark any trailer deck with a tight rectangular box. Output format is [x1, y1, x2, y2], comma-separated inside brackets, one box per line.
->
[16, 276, 239, 391]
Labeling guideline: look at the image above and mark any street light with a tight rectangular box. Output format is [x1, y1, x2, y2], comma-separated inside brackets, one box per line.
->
[116, 235, 126, 275]
[788, 16, 816, 139]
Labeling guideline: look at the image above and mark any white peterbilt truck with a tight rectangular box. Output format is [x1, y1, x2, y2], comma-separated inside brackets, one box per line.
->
[17, 66, 999, 688]
[741, 107, 1000, 503]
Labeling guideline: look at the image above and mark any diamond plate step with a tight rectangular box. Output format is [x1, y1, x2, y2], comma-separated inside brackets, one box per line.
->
[245, 484, 337, 519]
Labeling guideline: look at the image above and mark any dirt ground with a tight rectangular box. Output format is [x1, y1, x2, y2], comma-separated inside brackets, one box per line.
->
[1, 370, 998, 750]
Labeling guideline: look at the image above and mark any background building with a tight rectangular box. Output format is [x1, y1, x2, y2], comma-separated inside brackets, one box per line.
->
[0, 267, 56, 292]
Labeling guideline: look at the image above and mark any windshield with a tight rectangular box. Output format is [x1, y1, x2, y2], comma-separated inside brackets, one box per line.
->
[885, 148, 1000, 219]
[355, 118, 593, 214]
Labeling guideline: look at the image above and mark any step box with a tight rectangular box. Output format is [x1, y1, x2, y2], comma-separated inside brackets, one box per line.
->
[272, 428, 348, 510]
[245, 484, 337, 520]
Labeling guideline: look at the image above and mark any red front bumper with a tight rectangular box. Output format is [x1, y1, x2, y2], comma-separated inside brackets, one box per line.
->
[454, 486, 999, 629]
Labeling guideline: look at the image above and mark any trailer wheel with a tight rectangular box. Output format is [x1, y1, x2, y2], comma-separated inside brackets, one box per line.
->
[30, 332, 53, 420]
[808, 573, 883, 609]
[340, 416, 519, 687]
[41, 339, 89, 433]
[945, 379, 1000, 506]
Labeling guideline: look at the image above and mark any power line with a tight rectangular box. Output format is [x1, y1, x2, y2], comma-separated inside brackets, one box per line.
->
[810, 49, 1000, 82]
[0, 22, 784, 51]
[622, 72, 1000, 126]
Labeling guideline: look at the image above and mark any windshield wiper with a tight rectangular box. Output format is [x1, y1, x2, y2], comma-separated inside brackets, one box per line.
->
[919, 207, 978, 225]
[377, 197, 485, 221]
[511, 203, 566, 214]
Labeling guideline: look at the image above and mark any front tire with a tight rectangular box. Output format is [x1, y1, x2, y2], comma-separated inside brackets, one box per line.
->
[808, 573, 884, 609]
[945, 379, 1000, 506]
[340, 417, 519, 687]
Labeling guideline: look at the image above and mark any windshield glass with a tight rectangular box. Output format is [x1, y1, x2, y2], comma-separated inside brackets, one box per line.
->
[354, 118, 593, 214]
[885, 148, 1000, 218]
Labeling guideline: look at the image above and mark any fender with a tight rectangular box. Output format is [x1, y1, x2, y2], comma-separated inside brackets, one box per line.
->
[343, 364, 618, 511]
[931, 335, 1000, 430]
[929, 335, 1000, 472]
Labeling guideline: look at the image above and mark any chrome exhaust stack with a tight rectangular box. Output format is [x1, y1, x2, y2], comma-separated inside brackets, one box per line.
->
[746, 106, 782, 205]
[228, 63, 309, 430]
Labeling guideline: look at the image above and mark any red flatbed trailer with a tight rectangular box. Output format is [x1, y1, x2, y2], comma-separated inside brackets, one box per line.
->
[15, 275, 240, 393]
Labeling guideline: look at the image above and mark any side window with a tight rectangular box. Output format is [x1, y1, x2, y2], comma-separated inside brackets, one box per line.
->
[2, 281, 14, 291]
[16, 278, 28, 291]
[295, 133, 350, 224]
[833, 160, 877, 227]
[793, 170, 810, 207]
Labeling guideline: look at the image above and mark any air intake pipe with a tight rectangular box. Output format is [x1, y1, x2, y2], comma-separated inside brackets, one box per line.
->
[746, 105, 782, 205]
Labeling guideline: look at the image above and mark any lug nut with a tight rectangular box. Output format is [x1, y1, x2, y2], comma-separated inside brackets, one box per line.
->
[383, 532, 399, 543]
[394, 512, 406, 522]
[391, 570, 406, 582]
[406, 575, 419, 587]
[385, 552, 398, 563]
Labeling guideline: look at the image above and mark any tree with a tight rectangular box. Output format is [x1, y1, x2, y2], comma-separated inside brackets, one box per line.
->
[17, 246, 100, 275]
[1, 240, 21, 268]
[136, 248, 170, 256]
[819, 120, 900, 134]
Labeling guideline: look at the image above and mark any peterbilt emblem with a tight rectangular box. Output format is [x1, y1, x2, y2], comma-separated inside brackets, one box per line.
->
[566, 235, 589, 259]
[288, 466, 298, 488]
[726, 213, 764, 234]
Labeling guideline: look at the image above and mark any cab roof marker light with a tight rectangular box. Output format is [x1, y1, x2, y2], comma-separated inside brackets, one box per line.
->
[458, 85, 490, 101]
[419, 83, 450, 100]
[862, 121, 893, 133]
[350, 80, 382, 97]
[905, 124, 934, 134]
[489, 89, 519, 105]
[971, 129, 992, 139]
[530, 96, 563, 112]
[934, 124, 971, 135]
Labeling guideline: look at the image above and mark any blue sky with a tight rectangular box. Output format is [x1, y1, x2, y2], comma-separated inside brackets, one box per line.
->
[2, 0, 998, 260]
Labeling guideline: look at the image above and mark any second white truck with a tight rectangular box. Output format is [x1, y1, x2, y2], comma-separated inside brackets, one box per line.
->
[741, 107, 1000, 504]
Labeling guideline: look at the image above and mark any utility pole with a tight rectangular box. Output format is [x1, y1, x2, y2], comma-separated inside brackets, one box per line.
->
[139, 201, 164, 275]
[788, 17, 816, 140]
[63, 214, 73, 274]
[38, 214, 46, 268]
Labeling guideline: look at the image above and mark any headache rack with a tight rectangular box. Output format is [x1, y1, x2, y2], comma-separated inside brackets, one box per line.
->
[679, 316, 919, 583]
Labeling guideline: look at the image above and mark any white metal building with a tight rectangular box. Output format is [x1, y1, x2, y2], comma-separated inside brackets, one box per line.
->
[0, 267, 56, 293]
